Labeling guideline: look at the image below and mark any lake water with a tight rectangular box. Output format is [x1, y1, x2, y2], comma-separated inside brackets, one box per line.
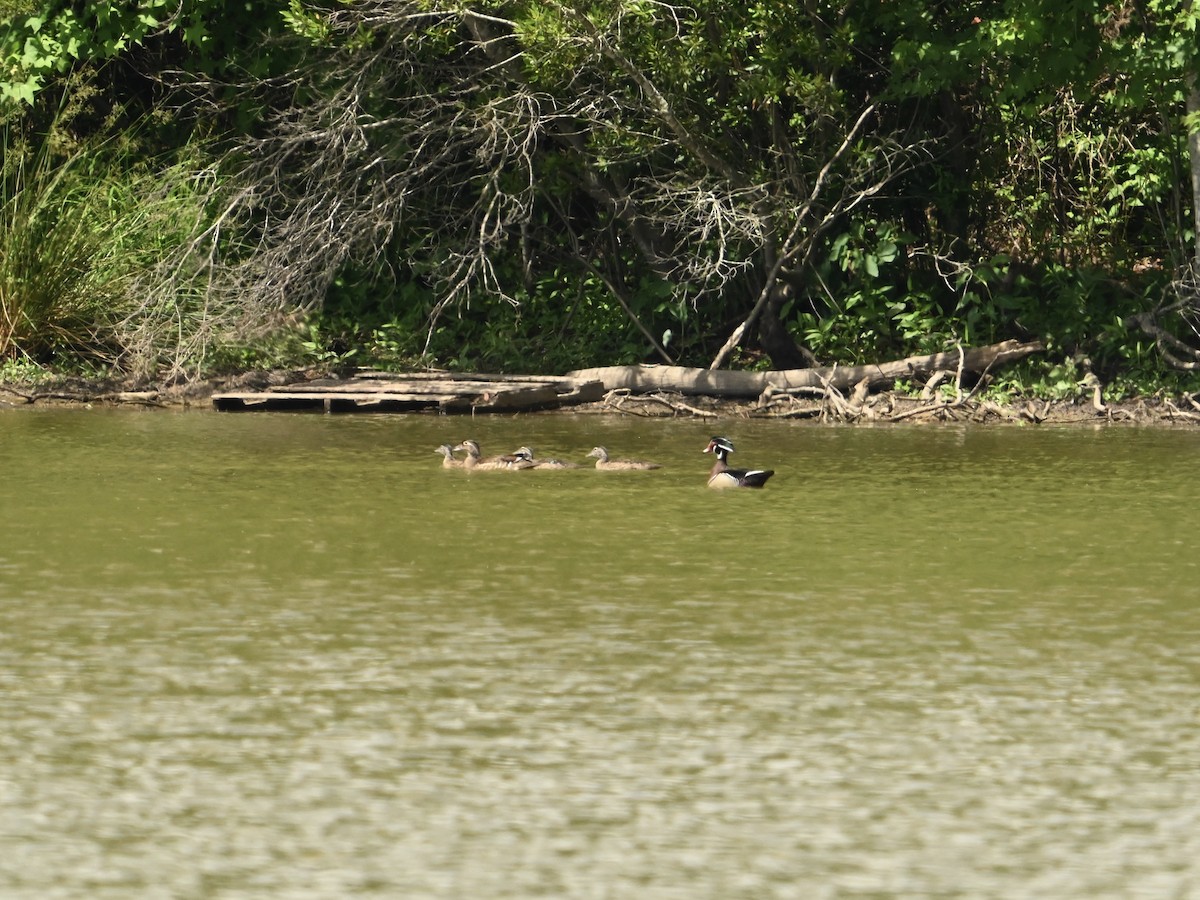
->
[2, 408, 1199, 898]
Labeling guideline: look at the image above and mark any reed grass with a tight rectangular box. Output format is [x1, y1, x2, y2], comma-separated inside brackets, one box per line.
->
[1, 94, 250, 378]
[0, 121, 115, 362]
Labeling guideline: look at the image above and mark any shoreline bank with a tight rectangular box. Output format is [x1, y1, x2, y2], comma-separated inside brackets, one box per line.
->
[3, 370, 1199, 426]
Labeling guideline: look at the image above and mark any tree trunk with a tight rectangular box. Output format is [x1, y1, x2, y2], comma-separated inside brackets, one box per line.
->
[756, 281, 819, 369]
[1187, 74, 1200, 269]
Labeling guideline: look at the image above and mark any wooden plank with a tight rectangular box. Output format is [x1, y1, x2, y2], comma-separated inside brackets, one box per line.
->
[353, 370, 579, 385]
[215, 390, 457, 405]
[258, 380, 454, 395]
[261, 377, 585, 396]
[212, 375, 606, 413]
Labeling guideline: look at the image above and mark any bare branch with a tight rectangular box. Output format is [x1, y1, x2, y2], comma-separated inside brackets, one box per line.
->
[139, 0, 931, 375]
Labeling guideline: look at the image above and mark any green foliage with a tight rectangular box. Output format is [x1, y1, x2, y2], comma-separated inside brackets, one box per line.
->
[3, 1, 171, 105]
[2, 0, 292, 108]
[792, 220, 936, 362]
[165, 0, 1200, 385]
[299, 260, 706, 374]
[3, 0, 1199, 388]
[0, 353, 49, 383]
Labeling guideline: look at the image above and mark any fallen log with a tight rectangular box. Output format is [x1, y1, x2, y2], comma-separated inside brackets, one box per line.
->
[568, 339, 1045, 398]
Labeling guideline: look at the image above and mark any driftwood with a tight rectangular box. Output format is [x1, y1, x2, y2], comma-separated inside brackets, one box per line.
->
[601, 389, 720, 418]
[569, 339, 1046, 398]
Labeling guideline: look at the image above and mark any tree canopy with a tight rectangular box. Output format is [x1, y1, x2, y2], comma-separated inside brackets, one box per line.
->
[2, 0, 1199, 384]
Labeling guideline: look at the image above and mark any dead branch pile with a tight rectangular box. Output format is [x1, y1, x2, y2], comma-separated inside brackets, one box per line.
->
[590, 384, 1199, 425]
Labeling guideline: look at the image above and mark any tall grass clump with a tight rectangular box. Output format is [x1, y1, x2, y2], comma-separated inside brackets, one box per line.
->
[1, 87, 255, 380]
[0, 116, 120, 365]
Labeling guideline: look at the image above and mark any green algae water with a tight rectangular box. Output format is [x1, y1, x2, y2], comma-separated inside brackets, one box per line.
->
[2, 408, 1199, 897]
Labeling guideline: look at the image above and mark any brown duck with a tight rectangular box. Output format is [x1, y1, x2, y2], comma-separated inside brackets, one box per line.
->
[586, 446, 661, 470]
[434, 444, 464, 468]
[453, 440, 534, 470]
[512, 446, 582, 469]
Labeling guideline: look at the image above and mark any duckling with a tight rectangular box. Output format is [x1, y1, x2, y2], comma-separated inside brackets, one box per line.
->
[453, 439, 534, 470]
[434, 444, 464, 468]
[586, 446, 661, 471]
[703, 436, 774, 489]
[513, 446, 582, 469]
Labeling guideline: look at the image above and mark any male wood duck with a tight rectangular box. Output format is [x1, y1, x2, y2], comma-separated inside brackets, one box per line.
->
[586, 446, 661, 470]
[434, 444, 464, 468]
[512, 446, 581, 469]
[453, 440, 534, 470]
[703, 436, 774, 488]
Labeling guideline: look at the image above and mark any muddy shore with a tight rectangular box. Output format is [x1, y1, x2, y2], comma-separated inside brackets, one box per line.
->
[2, 369, 1199, 426]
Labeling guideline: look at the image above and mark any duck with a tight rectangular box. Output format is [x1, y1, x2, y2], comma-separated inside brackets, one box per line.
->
[434, 444, 464, 468]
[586, 446, 661, 471]
[452, 439, 534, 470]
[703, 436, 774, 489]
[512, 446, 581, 469]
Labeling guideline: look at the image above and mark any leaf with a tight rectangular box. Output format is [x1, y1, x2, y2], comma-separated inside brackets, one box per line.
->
[183, 20, 209, 45]
[1, 75, 40, 105]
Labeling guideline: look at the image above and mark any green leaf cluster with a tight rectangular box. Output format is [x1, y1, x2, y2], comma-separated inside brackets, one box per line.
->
[2, 0, 292, 108]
